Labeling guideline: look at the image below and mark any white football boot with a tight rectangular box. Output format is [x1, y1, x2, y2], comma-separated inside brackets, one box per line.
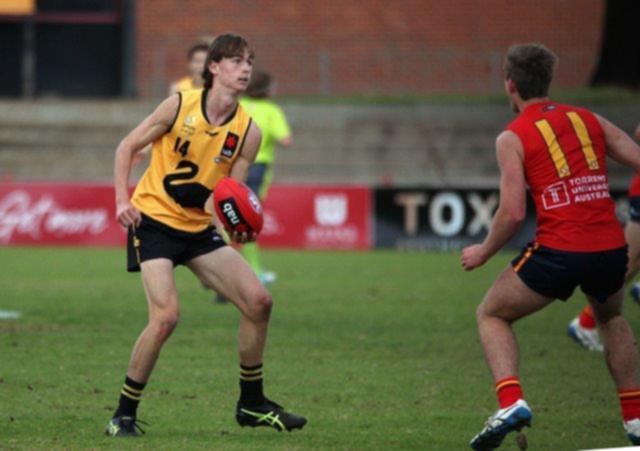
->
[625, 418, 640, 445]
[567, 318, 603, 352]
[470, 399, 532, 450]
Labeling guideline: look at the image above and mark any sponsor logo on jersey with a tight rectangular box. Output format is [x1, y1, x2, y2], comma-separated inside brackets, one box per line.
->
[220, 132, 240, 159]
[542, 181, 571, 210]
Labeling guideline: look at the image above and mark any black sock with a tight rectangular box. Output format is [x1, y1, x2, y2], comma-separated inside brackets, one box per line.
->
[114, 376, 146, 418]
[239, 363, 265, 406]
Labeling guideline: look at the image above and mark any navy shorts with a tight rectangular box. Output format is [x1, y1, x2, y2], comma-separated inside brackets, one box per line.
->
[512, 242, 628, 303]
[127, 214, 226, 272]
[630, 196, 640, 222]
[246, 163, 269, 197]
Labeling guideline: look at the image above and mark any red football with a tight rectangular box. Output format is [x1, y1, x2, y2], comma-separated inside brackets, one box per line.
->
[213, 177, 264, 234]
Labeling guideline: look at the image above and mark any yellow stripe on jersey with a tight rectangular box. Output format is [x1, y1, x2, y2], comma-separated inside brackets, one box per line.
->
[132, 89, 252, 232]
[566, 111, 599, 170]
[535, 119, 571, 179]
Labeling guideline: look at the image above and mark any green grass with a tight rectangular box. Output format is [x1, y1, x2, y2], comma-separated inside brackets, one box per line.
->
[0, 247, 637, 450]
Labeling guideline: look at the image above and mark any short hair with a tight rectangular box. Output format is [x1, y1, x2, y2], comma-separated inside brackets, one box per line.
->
[187, 43, 209, 60]
[202, 33, 254, 89]
[245, 70, 273, 98]
[504, 44, 557, 100]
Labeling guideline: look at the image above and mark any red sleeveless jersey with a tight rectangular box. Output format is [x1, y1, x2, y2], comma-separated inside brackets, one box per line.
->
[629, 175, 640, 197]
[507, 101, 625, 252]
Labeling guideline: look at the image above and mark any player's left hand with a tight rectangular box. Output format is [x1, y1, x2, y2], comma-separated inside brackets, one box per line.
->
[232, 230, 257, 244]
[461, 244, 488, 271]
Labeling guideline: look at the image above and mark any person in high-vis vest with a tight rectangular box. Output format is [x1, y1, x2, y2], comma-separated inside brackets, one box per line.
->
[240, 71, 292, 284]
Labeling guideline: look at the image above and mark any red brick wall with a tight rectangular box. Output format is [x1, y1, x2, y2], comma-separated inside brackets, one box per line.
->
[136, 0, 604, 98]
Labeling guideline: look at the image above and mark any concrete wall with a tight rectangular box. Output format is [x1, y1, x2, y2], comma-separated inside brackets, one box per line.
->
[135, 0, 604, 97]
[1, 99, 638, 188]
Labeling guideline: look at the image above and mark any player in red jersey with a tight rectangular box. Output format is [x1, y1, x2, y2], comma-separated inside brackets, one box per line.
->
[569, 124, 640, 352]
[461, 44, 640, 449]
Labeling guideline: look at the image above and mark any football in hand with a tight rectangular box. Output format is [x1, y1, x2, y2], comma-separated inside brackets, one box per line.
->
[213, 177, 264, 235]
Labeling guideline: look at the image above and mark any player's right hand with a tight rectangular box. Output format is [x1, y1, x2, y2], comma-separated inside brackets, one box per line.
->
[116, 200, 142, 228]
[461, 244, 488, 271]
[232, 230, 257, 244]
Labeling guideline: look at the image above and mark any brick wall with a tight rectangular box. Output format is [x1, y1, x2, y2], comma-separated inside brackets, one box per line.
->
[136, 0, 604, 98]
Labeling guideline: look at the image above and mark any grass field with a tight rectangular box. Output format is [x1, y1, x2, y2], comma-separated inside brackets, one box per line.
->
[1, 247, 638, 450]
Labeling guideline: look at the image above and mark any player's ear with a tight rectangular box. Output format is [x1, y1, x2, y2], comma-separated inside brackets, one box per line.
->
[208, 61, 219, 77]
[505, 78, 517, 95]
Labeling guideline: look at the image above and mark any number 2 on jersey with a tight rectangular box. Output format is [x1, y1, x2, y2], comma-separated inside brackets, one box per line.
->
[535, 112, 599, 179]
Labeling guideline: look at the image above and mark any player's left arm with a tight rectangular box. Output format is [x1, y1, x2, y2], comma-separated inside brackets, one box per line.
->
[461, 131, 527, 271]
[597, 115, 640, 173]
[226, 121, 262, 243]
[230, 121, 262, 182]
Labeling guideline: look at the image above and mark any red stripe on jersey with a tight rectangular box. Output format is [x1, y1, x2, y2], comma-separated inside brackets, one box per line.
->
[507, 101, 625, 252]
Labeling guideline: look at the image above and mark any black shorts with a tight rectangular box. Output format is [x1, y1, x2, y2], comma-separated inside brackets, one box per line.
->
[512, 242, 628, 303]
[630, 196, 640, 222]
[127, 214, 226, 272]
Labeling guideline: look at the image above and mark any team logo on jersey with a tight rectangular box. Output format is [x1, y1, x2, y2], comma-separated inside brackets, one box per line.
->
[220, 132, 240, 159]
[185, 115, 196, 126]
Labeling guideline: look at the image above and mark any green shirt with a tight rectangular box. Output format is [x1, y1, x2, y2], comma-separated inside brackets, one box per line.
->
[239, 97, 291, 165]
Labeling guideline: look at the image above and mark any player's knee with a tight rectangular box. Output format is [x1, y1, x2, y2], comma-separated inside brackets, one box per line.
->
[150, 309, 179, 342]
[476, 302, 490, 323]
[246, 289, 273, 322]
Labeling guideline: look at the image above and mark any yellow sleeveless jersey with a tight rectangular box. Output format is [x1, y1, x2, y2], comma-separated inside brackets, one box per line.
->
[132, 89, 252, 233]
[173, 76, 199, 92]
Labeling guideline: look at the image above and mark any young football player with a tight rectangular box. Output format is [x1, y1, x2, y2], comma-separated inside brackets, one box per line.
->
[461, 43, 640, 448]
[169, 42, 209, 95]
[568, 123, 640, 351]
[106, 33, 306, 437]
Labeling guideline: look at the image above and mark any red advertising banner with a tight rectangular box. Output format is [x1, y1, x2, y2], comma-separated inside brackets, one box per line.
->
[0, 182, 372, 250]
[259, 185, 371, 250]
[0, 182, 125, 246]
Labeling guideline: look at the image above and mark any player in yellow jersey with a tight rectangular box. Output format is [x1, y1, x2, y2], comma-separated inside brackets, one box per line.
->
[105, 34, 306, 437]
[169, 42, 209, 95]
[239, 70, 292, 284]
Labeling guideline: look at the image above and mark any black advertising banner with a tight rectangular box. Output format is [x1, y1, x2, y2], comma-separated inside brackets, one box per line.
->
[374, 187, 629, 251]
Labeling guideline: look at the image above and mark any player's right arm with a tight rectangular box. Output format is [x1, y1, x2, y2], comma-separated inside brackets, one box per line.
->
[597, 115, 640, 173]
[461, 131, 526, 271]
[114, 95, 180, 227]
